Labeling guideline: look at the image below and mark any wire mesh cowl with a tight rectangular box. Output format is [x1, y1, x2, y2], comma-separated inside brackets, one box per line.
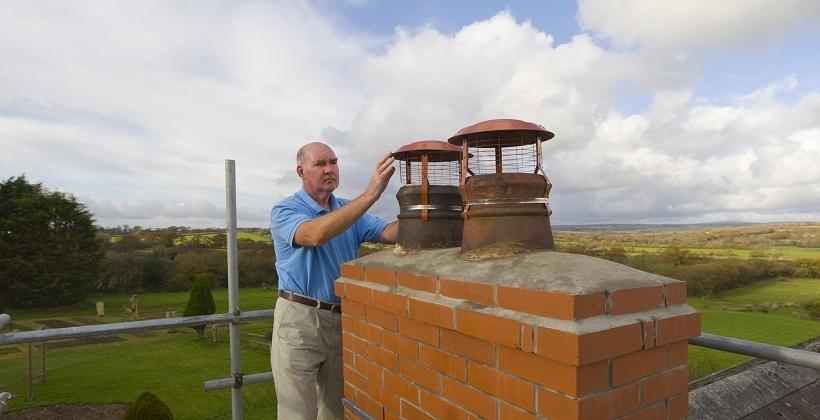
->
[392, 140, 464, 249]
[447, 119, 556, 253]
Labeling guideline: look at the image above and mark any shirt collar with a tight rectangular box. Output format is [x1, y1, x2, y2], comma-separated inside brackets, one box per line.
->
[296, 188, 338, 216]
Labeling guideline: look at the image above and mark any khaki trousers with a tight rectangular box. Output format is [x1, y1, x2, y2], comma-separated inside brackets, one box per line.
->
[271, 297, 344, 420]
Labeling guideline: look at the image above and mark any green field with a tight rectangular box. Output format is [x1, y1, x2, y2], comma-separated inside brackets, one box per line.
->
[623, 245, 820, 260]
[1, 279, 818, 416]
[688, 278, 820, 379]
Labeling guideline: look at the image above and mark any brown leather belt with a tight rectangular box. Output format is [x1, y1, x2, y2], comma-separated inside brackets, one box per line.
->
[279, 290, 342, 313]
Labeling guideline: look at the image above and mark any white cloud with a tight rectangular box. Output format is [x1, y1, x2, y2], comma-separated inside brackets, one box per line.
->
[1, 2, 819, 227]
[578, 0, 820, 50]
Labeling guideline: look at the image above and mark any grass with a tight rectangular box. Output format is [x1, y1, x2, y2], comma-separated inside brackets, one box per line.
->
[1, 288, 278, 419]
[2, 279, 819, 415]
[687, 278, 820, 380]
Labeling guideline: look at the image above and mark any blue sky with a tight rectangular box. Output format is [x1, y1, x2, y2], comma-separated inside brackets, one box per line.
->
[1, 0, 819, 227]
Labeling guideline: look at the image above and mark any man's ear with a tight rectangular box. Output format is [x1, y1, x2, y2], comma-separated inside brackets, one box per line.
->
[296, 166, 304, 179]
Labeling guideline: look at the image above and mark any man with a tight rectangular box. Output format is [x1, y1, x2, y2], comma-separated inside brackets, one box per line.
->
[269, 141, 398, 419]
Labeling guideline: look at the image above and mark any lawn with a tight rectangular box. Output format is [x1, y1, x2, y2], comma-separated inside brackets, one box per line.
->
[0, 288, 278, 419]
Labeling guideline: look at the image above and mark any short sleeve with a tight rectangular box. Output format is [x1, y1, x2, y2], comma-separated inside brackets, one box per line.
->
[270, 205, 311, 248]
[355, 212, 389, 244]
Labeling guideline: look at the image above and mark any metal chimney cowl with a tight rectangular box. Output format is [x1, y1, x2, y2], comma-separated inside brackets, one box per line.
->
[448, 119, 556, 255]
[392, 140, 464, 250]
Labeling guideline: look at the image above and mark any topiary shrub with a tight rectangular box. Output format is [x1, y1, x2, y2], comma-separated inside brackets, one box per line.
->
[123, 391, 173, 420]
[183, 274, 216, 338]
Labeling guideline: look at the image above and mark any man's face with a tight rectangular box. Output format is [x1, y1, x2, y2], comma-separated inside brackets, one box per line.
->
[298, 144, 339, 196]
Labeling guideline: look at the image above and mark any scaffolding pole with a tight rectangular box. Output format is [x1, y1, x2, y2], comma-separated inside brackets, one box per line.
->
[225, 159, 243, 420]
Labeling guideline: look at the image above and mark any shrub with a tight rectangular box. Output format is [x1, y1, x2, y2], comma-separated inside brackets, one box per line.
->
[805, 298, 820, 320]
[182, 274, 216, 338]
[123, 391, 173, 420]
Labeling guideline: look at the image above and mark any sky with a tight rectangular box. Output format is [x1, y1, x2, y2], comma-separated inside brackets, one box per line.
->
[2, 0, 819, 228]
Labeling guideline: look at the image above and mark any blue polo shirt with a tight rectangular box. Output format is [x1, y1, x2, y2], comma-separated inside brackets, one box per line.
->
[270, 188, 388, 303]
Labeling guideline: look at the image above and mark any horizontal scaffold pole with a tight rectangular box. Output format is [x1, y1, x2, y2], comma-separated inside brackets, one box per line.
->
[690, 333, 820, 371]
[0, 310, 274, 346]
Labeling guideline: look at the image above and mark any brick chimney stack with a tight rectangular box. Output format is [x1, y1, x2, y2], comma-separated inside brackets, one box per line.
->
[336, 249, 700, 419]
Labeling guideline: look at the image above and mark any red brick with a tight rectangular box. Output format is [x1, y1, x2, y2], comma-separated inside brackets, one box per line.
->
[536, 387, 577, 419]
[340, 263, 366, 280]
[656, 312, 701, 345]
[499, 402, 537, 420]
[347, 281, 374, 305]
[612, 346, 668, 386]
[667, 341, 689, 367]
[366, 306, 398, 331]
[400, 401, 434, 420]
[374, 383, 401, 414]
[355, 354, 381, 382]
[581, 383, 640, 419]
[398, 271, 437, 293]
[344, 364, 369, 393]
[441, 278, 494, 306]
[641, 366, 688, 405]
[348, 317, 367, 337]
[442, 376, 498, 420]
[344, 381, 355, 400]
[334, 280, 346, 299]
[499, 347, 608, 396]
[364, 323, 383, 345]
[419, 344, 467, 380]
[367, 342, 399, 372]
[383, 330, 419, 360]
[343, 332, 367, 355]
[497, 286, 605, 320]
[383, 369, 419, 404]
[399, 356, 442, 393]
[668, 392, 689, 420]
[357, 390, 384, 420]
[398, 317, 439, 346]
[384, 410, 400, 420]
[419, 388, 469, 420]
[665, 282, 687, 305]
[609, 286, 664, 315]
[366, 267, 397, 286]
[536, 323, 642, 365]
[373, 290, 408, 315]
[641, 318, 656, 349]
[619, 402, 665, 420]
[456, 308, 520, 348]
[409, 298, 455, 329]
[342, 298, 366, 319]
[468, 361, 535, 411]
[343, 348, 355, 367]
[442, 329, 496, 365]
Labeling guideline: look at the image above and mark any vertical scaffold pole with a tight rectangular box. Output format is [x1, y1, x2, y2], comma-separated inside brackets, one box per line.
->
[225, 160, 243, 419]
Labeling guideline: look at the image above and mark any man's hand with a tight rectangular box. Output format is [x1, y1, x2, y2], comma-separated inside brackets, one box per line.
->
[363, 152, 396, 203]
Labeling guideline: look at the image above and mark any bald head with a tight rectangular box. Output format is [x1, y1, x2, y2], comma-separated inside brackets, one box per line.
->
[297, 142, 332, 165]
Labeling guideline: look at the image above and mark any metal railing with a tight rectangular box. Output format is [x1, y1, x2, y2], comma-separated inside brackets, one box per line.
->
[689, 333, 820, 370]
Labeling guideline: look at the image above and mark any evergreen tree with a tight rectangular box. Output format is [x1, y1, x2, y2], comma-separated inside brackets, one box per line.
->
[182, 274, 216, 337]
[0, 176, 103, 308]
[123, 391, 173, 420]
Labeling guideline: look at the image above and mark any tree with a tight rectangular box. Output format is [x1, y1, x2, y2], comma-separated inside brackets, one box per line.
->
[0, 176, 103, 308]
[182, 274, 216, 338]
[123, 391, 173, 420]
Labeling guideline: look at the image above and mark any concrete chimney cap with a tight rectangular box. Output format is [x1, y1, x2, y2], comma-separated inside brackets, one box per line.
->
[447, 118, 555, 147]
